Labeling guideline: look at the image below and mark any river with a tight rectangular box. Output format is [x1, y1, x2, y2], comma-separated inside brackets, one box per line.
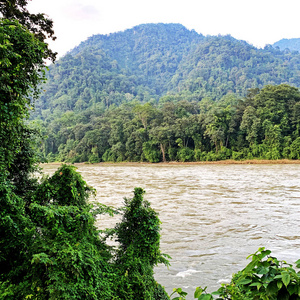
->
[42, 163, 300, 298]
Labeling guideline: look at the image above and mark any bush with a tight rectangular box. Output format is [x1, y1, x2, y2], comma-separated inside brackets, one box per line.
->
[205, 151, 218, 161]
[232, 151, 244, 160]
[265, 147, 281, 160]
[172, 248, 300, 300]
[102, 149, 117, 162]
[143, 142, 161, 163]
[177, 147, 194, 162]
[88, 153, 100, 163]
[168, 147, 177, 161]
[289, 137, 300, 159]
[215, 147, 232, 160]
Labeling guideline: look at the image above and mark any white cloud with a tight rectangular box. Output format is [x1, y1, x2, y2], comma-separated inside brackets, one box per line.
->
[27, 0, 300, 58]
[63, 2, 100, 21]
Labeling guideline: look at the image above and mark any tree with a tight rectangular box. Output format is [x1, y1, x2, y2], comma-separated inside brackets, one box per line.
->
[114, 188, 170, 300]
[255, 84, 300, 136]
[142, 141, 161, 163]
[0, 15, 56, 298]
[150, 124, 174, 162]
[204, 105, 235, 151]
[23, 165, 115, 299]
[0, 0, 56, 61]
[240, 106, 261, 147]
[0, 18, 48, 178]
[133, 103, 157, 130]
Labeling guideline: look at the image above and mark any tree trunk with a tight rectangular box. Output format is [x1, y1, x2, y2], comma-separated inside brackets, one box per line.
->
[160, 144, 166, 162]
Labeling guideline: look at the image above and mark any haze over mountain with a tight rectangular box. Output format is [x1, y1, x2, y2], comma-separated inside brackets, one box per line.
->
[273, 38, 300, 53]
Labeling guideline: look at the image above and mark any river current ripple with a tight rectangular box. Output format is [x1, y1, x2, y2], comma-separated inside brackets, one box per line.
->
[42, 163, 300, 298]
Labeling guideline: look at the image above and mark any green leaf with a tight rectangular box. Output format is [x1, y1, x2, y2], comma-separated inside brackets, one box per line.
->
[238, 278, 252, 285]
[295, 259, 300, 269]
[257, 266, 269, 275]
[282, 271, 291, 287]
[266, 281, 279, 295]
[250, 282, 262, 290]
[287, 283, 297, 295]
[211, 291, 220, 295]
[244, 259, 259, 273]
[198, 294, 213, 300]
[194, 287, 203, 298]
[259, 249, 271, 260]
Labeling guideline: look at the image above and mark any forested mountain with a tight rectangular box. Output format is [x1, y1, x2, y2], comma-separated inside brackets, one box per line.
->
[31, 23, 300, 163]
[34, 23, 203, 119]
[72, 23, 203, 93]
[171, 36, 300, 99]
[34, 23, 300, 120]
[273, 38, 300, 53]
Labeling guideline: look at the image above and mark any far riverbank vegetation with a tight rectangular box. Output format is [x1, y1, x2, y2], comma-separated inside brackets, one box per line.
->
[34, 84, 300, 164]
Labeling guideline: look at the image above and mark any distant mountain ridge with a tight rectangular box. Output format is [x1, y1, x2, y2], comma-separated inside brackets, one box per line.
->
[272, 38, 300, 52]
[34, 23, 300, 120]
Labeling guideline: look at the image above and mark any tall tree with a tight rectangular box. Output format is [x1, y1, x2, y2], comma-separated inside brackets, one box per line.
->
[0, 0, 56, 61]
[0, 18, 48, 176]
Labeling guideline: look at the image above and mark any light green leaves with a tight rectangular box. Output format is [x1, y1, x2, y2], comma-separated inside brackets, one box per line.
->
[281, 271, 291, 287]
[187, 248, 300, 300]
[194, 286, 213, 300]
[170, 287, 188, 300]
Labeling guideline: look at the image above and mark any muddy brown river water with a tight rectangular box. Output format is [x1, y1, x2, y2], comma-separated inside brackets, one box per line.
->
[42, 163, 300, 298]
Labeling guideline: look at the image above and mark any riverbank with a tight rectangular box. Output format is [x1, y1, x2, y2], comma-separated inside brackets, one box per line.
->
[166, 159, 300, 165]
[42, 159, 300, 166]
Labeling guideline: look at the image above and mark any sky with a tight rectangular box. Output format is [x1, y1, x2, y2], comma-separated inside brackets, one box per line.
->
[27, 0, 300, 59]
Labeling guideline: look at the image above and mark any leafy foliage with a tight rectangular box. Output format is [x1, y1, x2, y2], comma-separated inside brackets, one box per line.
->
[0, 5, 170, 299]
[0, 18, 48, 174]
[113, 188, 170, 300]
[179, 248, 300, 300]
[24, 166, 115, 299]
[0, 0, 56, 61]
[35, 84, 300, 163]
[32, 23, 300, 121]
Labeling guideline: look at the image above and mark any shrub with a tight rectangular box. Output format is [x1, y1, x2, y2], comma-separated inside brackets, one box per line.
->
[172, 248, 300, 300]
[143, 142, 161, 163]
[177, 147, 194, 162]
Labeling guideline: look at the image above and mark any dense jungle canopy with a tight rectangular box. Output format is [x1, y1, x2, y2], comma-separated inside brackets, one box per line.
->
[30, 23, 300, 163]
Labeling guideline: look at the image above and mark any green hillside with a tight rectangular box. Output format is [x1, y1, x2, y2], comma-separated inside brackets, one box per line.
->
[171, 36, 300, 99]
[31, 23, 300, 163]
[34, 23, 203, 119]
[34, 23, 300, 121]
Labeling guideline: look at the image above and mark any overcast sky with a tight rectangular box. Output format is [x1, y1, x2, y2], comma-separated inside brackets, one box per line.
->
[28, 0, 300, 59]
